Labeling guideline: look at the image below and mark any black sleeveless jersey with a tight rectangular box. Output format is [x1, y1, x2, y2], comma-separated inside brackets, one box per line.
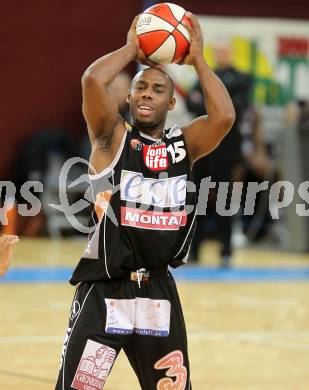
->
[70, 123, 197, 285]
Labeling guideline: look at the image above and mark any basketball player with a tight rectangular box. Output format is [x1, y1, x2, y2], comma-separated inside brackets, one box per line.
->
[56, 12, 235, 390]
[0, 234, 19, 277]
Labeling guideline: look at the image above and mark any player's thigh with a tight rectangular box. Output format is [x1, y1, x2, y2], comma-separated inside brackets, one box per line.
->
[56, 282, 124, 390]
[124, 334, 190, 390]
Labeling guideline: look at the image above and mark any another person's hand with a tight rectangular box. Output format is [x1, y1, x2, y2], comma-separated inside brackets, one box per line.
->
[181, 12, 204, 66]
[0, 234, 19, 277]
[127, 15, 157, 67]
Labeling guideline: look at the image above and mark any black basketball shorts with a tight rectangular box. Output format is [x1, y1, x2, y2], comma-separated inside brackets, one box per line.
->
[55, 271, 192, 390]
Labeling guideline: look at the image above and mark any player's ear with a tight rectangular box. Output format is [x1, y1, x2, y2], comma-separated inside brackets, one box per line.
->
[168, 97, 176, 111]
[126, 91, 131, 104]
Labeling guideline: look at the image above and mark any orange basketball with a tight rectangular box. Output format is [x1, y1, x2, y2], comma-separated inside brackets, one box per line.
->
[136, 3, 191, 64]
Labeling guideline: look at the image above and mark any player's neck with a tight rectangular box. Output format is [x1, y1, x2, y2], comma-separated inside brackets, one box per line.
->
[133, 123, 165, 139]
[141, 128, 164, 139]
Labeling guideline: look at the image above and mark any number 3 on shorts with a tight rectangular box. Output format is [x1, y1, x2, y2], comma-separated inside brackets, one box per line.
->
[154, 350, 187, 390]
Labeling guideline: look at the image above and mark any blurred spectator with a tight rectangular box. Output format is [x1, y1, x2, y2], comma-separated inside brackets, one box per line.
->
[186, 38, 251, 267]
[240, 106, 276, 241]
[9, 128, 76, 236]
[298, 100, 309, 132]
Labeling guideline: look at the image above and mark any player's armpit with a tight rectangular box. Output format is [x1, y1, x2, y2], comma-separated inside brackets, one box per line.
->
[89, 120, 127, 175]
[182, 113, 235, 163]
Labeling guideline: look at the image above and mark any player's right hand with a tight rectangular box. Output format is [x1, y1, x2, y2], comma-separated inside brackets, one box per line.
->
[127, 15, 157, 67]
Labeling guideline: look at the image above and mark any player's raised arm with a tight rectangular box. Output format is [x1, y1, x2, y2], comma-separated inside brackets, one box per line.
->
[82, 16, 155, 144]
[181, 13, 235, 163]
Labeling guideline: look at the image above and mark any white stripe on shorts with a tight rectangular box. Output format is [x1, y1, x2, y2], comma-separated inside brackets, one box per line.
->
[62, 283, 94, 390]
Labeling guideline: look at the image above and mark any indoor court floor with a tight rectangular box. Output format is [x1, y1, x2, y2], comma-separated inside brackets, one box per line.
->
[0, 238, 309, 389]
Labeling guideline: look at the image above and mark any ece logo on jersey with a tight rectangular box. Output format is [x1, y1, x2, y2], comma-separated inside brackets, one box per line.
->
[120, 170, 187, 208]
[120, 170, 187, 230]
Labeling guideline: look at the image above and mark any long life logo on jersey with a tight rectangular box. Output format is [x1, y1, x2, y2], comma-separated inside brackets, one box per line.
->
[155, 350, 187, 390]
[143, 144, 168, 171]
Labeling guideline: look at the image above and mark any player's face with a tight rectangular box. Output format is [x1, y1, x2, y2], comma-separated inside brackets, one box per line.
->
[128, 69, 175, 130]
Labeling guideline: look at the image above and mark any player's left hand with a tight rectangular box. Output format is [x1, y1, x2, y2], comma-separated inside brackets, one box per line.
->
[180, 12, 204, 66]
[0, 234, 19, 277]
